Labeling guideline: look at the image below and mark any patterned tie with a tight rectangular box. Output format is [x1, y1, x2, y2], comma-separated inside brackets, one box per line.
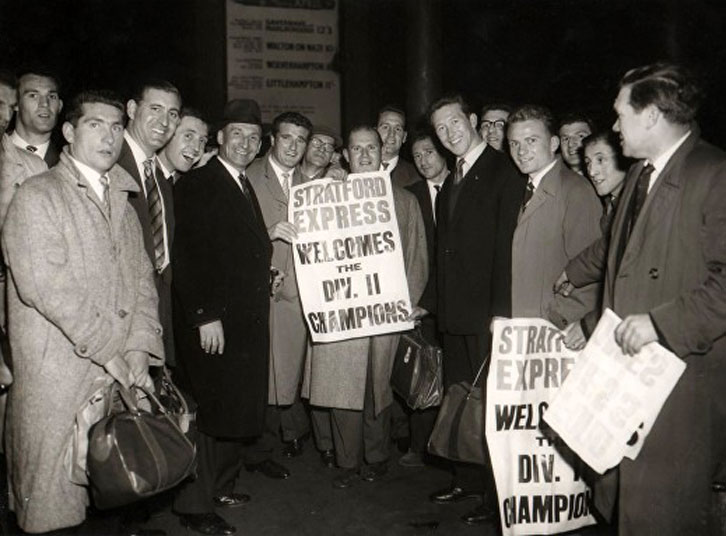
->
[282, 171, 290, 200]
[522, 179, 535, 209]
[143, 159, 166, 271]
[99, 174, 110, 216]
[382, 161, 390, 171]
[453, 158, 465, 185]
[25, 145, 37, 153]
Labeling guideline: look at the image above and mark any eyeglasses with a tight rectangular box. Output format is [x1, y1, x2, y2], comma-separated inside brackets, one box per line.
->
[481, 119, 506, 130]
[310, 137, 335, 152]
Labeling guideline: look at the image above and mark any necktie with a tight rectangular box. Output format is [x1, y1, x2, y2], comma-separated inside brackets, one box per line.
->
[25, 145, 37, 153]
[453, 159, 465, 185]
[281, 171, 290, 200]
[433, 184, 441, 224]
[99, 174, 110, 216]
[615, 163, 656, 274]
[143, 159, 166, 271]
[382, 162, 390, 171]
[522, 179, 535, 209]
[600, 195, 616, 234]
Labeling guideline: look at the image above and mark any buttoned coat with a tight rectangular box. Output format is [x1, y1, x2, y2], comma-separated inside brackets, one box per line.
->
[511, 158, 601, 325]
[247, 154, 307, 406]
[2, 151, 163, 533]
[302, 183, 428, 415]
[566, 130, 726, 535]
[172, 157, 272, 438]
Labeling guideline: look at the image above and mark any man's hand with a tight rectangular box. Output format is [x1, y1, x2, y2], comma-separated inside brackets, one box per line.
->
[199, 320, 225, 355]
[561, 322, 587, 351]
[406, 306, 428, 322]
[105, 354, 133, 388]
[614, 314, 658, 356]
[326, 166, 348, 182]
[271, 267, 285, 296]
[268, 221, 298, 243]
[125, 351, 153, 390]
[553, 270, 574, 297]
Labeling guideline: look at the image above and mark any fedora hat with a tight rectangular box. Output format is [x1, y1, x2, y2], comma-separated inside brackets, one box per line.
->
[219, 98, 262, 129]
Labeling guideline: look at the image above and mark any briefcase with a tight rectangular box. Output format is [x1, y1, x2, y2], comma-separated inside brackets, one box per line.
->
[391, 328, 443, 410]
[427, 356, 488, 465]
[87, 382, 196, 509]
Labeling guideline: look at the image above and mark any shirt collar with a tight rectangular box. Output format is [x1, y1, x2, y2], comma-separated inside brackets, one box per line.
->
[156, 157, 173, 180]
[218, 155, 244, 181]
[529, 158, 557, 189]
[648, 130, 692, 176]
[124, 130, 154, 163]
[268, 155, 293, 182]
[11, 130, 50, 157]
[382, 155, 399, 171]
[458, 140, 487, 175]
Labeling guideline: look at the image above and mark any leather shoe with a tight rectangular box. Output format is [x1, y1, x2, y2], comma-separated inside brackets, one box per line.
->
[244, 459, 290, 479]
[461, 503, 496, 525]
[179, 513, 236, 535]
[213, 492, 251, 508]
[320, 449, 335, 468]
[282, 432, 309, 458]
[333, 468, 359, 489]
[429, 485, 483, 504]
[361, 461, 388, 482]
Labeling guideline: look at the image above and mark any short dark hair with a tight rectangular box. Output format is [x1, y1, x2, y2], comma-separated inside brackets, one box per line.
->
[409, 128, 446, 156]
[508, 105, 557, 137]
[271, 111, 312, 138]
[17, 68, 62, 94]
[180, 106, 209, 127]
[558, 112, 595, 133]
[346, 124, 381, 148]
[0, 69, 17, 91]
[131, 78, 181, 105]
[480, 103, 513, 118]
[64, 90, 125, 128]
[377, 105, 406, 127]
[428, 94, 474, 124]
[582, 130, 632, 172]
[620, 63, 702, 125]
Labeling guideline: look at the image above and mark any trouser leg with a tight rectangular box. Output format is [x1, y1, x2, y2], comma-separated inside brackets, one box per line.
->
[362, 358, 391, 465]
[278, 394, 310, 442]
[310, 406, 333, 452]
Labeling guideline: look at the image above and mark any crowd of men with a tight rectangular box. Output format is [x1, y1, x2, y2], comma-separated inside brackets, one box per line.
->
[0, 61, 723, 536]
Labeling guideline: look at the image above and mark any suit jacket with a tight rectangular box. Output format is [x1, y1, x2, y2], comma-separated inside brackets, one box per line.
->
[390, 157, 420, 189]
[511, 158, 601, 326]
[117, 139, 176, 364]
[172, 157, 272, 437]
[247, 154, 307, 405]
[437, 145, 526, 335]
[406, 178, 436, 313]
[567, 129, 726, 535]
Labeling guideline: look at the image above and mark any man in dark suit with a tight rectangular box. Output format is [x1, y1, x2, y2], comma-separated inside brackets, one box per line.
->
[556, 63, 726, 535]
[377, 105, 419, 188]
[399, 130, 448, 468]
[10, 69, 62, 167]
[428, 94, 525, 525]
[117, 79, 181, 366]
[172, 99, 272, 536]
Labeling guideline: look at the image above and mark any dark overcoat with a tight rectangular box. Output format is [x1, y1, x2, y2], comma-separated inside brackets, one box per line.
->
[567, 130, 726, 535]
[172, 157, 272, 438]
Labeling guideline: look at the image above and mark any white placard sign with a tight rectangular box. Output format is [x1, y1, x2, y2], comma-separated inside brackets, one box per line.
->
[290, 173, 414, 343]
[487, 317, 596, 535]
[543, 308, 686, 474]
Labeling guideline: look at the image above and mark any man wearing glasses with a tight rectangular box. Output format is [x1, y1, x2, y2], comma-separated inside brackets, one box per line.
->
[478, 104, 512, 152]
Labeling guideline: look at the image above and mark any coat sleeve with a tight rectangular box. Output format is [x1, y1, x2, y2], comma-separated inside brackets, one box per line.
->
[404, 196, 428, 306]
[2, 182, 124, 366]
[566, 235, 608, 288]
[650, 161, 726, 356]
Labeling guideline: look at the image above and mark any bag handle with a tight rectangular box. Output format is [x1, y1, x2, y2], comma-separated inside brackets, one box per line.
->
[107, 381, 178, 419]
[470, 353, 491, 393]
[160, 366, 190, 415]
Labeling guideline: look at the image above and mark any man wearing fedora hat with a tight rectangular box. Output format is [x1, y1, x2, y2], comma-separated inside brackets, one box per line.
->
[172, 98, 272, 536]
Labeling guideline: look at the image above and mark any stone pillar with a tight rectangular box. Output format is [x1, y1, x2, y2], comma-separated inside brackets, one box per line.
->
[406, 0, 443, 125]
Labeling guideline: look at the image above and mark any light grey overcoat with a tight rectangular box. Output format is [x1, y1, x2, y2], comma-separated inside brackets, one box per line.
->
[2, 151, 163, 533]
[302, 183, 428, 415]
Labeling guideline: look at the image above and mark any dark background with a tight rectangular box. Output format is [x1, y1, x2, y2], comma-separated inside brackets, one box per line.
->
[1, 0, 725, 145]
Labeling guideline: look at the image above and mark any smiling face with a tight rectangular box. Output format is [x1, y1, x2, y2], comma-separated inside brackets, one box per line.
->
[271, 122, 309, 170]
[217, 122, 262, 172]
[479, 108, 510, 151]
[377, 110, 407, 160]
[559, 121, 592, 170]
[508, 119, 559, 176]
[0, 82, 17, 133]
[584, 140, 626, 197]
[431, 103, 479, 157]
[63, 102, 124, 174]
[412, 137, 447, 182]
[16, 74, 62, 137]
[344, 128, 381, 173]
[127, 88, 181, 155]
[161, 115, 209, 173]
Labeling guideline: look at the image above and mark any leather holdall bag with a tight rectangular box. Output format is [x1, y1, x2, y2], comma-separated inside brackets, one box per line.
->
[87, 381, 196, 509]
[427, 355, 489, 465]
[391, 328, 444, 410]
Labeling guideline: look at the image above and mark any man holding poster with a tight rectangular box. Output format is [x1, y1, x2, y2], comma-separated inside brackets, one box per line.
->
[300, 126, 427, 489]
[556, 63, 726, 535]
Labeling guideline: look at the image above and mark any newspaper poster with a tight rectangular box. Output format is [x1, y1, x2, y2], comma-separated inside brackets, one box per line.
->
[226, 0, 340, 131]
[290, 173, 414, 343]
[486, 317, 596, 535]
[543, 308, 686, 474]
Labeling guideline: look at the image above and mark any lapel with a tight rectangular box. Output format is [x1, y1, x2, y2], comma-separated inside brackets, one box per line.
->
[517, 159, 562, 225]
[449, 145, 496, 227]
[212, 158, 269, 246]
[262, 154, 288, 205]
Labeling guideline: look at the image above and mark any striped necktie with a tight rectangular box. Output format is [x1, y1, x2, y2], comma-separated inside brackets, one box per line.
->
[143, 159, 166, 271]
[99, 174, 110, 216]
[282, 171, 290, 200]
